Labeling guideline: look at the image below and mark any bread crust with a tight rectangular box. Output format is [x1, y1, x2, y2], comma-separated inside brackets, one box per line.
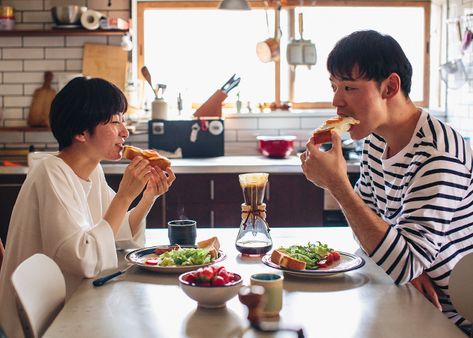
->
[270, 249, 306, 270]
[279, 255, 306, 270]
[123, 145, 171, 170]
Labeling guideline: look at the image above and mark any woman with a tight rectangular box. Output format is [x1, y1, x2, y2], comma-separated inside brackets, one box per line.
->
[0, 77, 176, 338]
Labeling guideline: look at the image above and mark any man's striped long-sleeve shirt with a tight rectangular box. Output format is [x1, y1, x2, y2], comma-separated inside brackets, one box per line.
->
[354, 110, 473, 326]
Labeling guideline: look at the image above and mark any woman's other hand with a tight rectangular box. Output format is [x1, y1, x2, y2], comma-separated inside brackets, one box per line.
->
[143, 166, 176, 200]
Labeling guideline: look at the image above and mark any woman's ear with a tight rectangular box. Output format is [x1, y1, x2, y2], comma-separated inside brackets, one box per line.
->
[382, 73, 401, 99]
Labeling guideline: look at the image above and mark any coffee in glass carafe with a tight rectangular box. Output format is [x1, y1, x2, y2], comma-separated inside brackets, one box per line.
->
[235, 173, 272, 255]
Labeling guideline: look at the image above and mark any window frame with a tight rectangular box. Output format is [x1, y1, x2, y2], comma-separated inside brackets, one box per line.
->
[137, 0, 431, 109]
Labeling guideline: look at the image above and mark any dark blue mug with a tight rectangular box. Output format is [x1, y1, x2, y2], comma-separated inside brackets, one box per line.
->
[168, 220, 197, 246]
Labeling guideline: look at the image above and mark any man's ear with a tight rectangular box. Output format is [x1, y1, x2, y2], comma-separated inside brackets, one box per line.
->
[73, 132, 87, 143]
[382, 73, 401, 99]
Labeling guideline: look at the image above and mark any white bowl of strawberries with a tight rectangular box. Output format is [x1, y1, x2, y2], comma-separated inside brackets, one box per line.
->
[179, 266, 243, 309]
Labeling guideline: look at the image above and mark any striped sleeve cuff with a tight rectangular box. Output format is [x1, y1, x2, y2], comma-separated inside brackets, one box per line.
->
[369, 226, 404, 269]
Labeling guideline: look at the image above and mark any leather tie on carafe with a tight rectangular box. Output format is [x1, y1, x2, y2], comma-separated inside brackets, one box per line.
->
[241, 203, 267, 230]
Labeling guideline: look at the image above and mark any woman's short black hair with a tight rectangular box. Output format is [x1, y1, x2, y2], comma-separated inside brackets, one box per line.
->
[49, 77, 128, 150]
[327, 30, 413, 97]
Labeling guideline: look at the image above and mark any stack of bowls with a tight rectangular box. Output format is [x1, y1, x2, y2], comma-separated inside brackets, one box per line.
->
[51, 5, 87, 27]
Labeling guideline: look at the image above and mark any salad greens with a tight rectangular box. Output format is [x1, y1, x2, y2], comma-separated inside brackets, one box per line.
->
[278, 242, 334, 270]
[158, 248, 213, 266]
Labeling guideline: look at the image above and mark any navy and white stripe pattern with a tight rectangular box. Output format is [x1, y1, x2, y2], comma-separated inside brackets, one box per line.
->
[354, 110, 473, 326]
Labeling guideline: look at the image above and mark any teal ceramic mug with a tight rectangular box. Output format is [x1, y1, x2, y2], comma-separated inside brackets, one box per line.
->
[250, 273, 283, 317]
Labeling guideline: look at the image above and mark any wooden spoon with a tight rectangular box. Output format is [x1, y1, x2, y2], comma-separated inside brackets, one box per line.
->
[141, 66, 158, 99]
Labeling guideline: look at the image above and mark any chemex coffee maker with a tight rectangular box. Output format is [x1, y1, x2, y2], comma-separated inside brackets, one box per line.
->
[235, 173, 273, 255]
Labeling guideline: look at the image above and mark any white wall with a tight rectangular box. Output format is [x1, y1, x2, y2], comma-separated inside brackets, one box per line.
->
[445, 0, 473, 140]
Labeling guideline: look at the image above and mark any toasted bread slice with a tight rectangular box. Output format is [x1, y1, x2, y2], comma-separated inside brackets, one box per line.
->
[197, 236, 220, 259]
[122, 145, 171, 170]
[270, 249, 306, 270]
[197, 236, 220, 251]
[270, 249, 286, 265]
[312, 116, 360, 145]
[207, 247, 219, 259]
[279, 255, 306, 270]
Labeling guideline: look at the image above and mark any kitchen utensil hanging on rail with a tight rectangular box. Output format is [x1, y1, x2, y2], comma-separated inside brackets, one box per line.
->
[286, 12, 316, 69]
[256, 5, 281, 63]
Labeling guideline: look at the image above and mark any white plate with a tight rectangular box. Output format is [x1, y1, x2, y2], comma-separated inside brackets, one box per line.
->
[262, 251, 365, 278]
[125, 245, 226, 273]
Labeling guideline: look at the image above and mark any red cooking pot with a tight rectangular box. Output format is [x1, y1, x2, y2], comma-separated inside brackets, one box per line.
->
[257, 135, 296, 158]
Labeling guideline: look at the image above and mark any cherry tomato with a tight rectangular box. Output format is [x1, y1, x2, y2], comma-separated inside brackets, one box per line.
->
[317, 259, 328, 268]
[145, 259, 158, 265]
[325, 254, 334, 265]
[331, 251, 341, 261]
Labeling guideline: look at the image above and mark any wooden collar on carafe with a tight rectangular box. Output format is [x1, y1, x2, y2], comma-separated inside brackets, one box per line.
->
[241, 203, 267, 220]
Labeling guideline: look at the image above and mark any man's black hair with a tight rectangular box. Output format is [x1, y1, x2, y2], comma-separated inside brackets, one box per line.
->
[49, 77, 128, 150]
[327, 30, 413, 97]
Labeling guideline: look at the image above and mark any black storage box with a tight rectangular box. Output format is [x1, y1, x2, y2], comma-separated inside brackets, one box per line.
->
[148, 119, 224, 158]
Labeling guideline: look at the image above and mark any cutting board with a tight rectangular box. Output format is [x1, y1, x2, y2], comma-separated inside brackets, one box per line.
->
[82, 44, 128, 91]
[27, 71, 56, 127]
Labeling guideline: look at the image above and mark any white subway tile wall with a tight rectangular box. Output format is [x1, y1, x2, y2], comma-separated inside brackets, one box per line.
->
[0, 0, 130, 151]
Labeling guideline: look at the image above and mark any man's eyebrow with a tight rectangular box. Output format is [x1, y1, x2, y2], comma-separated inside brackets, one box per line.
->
[329, 75, 355, 82]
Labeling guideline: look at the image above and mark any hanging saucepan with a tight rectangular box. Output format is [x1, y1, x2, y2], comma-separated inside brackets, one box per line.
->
[287, 13, 317, 68]
[256, 6, 281, 63]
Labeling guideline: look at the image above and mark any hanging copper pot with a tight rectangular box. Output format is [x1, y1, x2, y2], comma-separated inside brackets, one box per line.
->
[256, 6, 281, 63]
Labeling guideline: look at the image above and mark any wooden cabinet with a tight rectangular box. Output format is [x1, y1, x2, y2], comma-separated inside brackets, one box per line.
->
[0, 174, 26, 245]
[106, 173, 324, 229]
[266, 174, 324, 227]
[0, 171, 325, 243]
[164, 174, 242, 228]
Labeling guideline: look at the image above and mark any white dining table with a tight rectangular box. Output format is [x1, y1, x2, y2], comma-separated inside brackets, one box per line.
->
[44, 227, 466, 338]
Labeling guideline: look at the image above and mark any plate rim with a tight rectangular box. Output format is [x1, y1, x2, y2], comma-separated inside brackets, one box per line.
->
[261, 251, 365, 276]
[125, 245, 226, 272]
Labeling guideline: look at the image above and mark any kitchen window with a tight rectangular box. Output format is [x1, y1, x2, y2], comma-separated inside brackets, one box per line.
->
[137, 1, 430, 113]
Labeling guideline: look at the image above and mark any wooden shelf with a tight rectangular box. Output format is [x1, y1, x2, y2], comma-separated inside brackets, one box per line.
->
[0, 127, 50, 132]
[0, 28, 128, 37]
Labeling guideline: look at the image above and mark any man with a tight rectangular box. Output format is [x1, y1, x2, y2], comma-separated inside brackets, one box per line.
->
[301, 30, 473, 332]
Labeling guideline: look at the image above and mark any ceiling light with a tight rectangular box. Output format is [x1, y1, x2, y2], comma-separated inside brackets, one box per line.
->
[218, 0, 251, 10]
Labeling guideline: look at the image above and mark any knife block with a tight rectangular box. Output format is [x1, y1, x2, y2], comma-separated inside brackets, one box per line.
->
[193, 89, 227, 118]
